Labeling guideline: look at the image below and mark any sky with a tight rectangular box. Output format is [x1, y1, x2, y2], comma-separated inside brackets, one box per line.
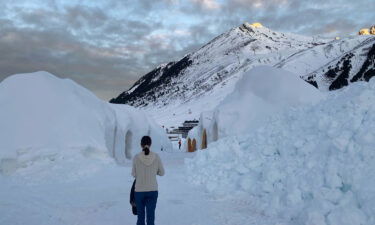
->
[0, 0, 374, 100]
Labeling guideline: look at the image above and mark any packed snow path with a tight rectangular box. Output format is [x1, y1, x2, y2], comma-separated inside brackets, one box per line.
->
[0, 149, 276, 225]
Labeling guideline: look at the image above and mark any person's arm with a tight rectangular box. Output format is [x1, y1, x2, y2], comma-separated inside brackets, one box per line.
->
[131, 157, 136, 178]
[157, 155, 165, 176]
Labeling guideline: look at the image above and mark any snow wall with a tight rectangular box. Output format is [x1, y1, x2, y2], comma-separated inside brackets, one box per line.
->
[185, 66, 324, 151]
[186, 77, 375, 225]
[109, 104, 172, 164]
[0, 71, 171, 174]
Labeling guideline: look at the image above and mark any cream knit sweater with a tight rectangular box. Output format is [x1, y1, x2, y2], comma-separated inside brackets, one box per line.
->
[132, 151, 165, 192]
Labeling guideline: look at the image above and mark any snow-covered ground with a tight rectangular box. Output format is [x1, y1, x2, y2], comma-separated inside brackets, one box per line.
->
[0, 150, 278, 225]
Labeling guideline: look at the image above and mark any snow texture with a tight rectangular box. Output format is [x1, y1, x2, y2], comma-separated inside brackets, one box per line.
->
[186, 77, 375, 225]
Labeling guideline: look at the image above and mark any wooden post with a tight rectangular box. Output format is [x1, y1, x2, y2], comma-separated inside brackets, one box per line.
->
[187, 138, 192, 152]
[192, 139, 197, 152]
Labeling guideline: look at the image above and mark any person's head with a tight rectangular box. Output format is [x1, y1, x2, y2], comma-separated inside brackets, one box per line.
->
[141, 136, 152, 155]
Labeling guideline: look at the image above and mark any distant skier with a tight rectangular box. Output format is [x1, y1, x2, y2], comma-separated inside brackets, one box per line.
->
[178, 139, 181, 150]
[132, 136, 165, 225]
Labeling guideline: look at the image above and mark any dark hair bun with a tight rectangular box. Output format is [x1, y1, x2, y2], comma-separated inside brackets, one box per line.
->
[141, 136, 152, 155]
[143, 146, 150, 155]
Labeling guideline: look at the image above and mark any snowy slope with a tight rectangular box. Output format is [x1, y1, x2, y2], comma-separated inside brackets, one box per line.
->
[279, 36, 375, 90]
[0, 71, 171, 174]
[186, 78, 375, 225]
[111, 23, 324, 107]
[111, 23, 374, 126]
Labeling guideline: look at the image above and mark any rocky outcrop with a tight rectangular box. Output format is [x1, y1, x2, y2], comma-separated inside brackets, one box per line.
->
[359, 26, 375, 35]
[325, 53, 354, 90]
[371, 26, 375, 35]
[359, 28, 370, 35]
[110, 56, 192, 105]
[351, 44, 375, 83]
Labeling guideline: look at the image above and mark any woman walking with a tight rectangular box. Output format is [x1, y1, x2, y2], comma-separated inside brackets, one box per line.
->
[132, 136, 165, 225]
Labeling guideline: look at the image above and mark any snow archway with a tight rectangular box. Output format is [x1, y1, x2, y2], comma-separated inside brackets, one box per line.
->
[125, 130, 133, 159]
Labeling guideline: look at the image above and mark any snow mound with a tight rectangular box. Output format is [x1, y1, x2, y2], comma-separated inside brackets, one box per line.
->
[0, 72, 115, 167]
[186, 78, 375, 225]
[217, 66, 324, 135]
[0, 71, 170, 176]
[186, 66, 324, 150]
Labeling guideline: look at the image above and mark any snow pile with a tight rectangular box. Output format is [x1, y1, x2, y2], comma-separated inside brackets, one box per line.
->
[186, 78, 375, 225]
[0, 71, 170, 175]
[186, 66, 324, 150]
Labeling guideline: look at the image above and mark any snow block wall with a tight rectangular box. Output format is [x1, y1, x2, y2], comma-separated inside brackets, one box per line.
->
[186, 77, 375, 225]
[0, 72, 171, 174]
[110, 104, 171, 164]
[186, 66, 324, 150]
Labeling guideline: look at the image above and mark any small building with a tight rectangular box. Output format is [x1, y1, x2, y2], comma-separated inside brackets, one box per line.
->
[168, 120, 199, 139]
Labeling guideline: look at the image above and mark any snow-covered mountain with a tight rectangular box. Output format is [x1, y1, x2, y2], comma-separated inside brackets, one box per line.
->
[301, 36, 375, 90]
[110, 23, 375, 125]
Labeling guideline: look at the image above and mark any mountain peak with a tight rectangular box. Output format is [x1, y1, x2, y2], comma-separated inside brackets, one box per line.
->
[243, 22, 263, 29]
[239, 22, 266, 34]
[359, 25, 375, 35]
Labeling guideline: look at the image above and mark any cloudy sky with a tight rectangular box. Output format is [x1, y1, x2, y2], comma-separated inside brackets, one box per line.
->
[0, 0, 374, 100]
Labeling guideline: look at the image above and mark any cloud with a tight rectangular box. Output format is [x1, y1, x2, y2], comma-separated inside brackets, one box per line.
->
[191, 0, 221, 10]
[0, 0, 373, 100]
[0, 2, 172, 100]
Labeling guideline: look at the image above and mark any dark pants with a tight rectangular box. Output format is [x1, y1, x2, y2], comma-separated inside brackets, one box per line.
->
[135, 191, 158, 225]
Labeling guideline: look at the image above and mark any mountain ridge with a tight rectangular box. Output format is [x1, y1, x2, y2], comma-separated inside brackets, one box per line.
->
[111, 23, 326, 105]
[110, 23, 375, 123]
